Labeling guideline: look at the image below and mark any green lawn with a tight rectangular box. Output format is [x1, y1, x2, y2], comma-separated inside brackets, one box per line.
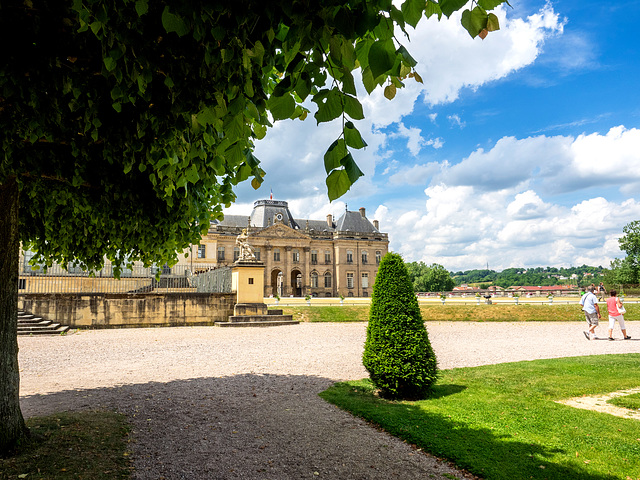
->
[279, 303, 640, 323]
[320, 354, 640, 480]
[609, 393, 640, 411]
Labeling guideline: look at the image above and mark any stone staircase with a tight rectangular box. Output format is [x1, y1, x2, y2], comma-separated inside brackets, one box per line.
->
[215, 308, 299, 327]
[18, 311, 71, 336]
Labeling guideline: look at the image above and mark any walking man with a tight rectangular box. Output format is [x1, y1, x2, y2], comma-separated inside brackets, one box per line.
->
[580, 286, 601, 340]
[597, 282, 607, 301]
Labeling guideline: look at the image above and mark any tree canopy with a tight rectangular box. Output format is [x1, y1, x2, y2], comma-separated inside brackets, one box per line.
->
[1, 0, 506, 273]
[405, 261, 454, 292]
[0, 0, 508, 453]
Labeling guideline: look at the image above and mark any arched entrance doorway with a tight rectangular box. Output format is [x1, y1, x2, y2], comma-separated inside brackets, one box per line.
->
[271, 269, 283, 297]
[291, 269, 303, 297]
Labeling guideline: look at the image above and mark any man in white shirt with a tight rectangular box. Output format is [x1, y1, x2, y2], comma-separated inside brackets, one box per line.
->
[580, 286, 601, 340]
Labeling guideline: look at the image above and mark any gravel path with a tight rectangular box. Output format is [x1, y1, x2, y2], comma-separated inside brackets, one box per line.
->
[18, 321, 640, 479]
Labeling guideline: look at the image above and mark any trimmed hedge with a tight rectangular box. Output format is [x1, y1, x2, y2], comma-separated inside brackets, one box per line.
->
[362, 252, 438, 399]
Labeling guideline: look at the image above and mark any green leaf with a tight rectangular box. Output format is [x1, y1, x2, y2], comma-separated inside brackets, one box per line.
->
[401, 0, 425, 28]
[343, 94, 364, 120]
[487, 13, 500, 32]
[425, 0, 443, 19]
[368, 39, 397, 79]
[340, 153, 364, 184]
[478, 0, 506, 10]
[344, 122, 367, 150]
[461, 7, 488, 39]
[326, 169, 352, 202]
[135, 0, 148, 16]
[313, 88, 342, 124]
[103, 56, 117, 72]
[196, 107, 217, 126]
[253, 123, 267, 140]
[185, 164, 199, 184]
[267, 93, 296, 120]
[164, 77, 174, 88]
[324, 139, 348, 174]
[384, 84, 397, 100]
[440, 0, 469, 17]
[162, 7, 190, 37]
[397, 45, 417, 68]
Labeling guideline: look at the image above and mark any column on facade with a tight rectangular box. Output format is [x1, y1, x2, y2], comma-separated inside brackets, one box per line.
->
[284, 245, 291, 296]
[303, 246, 310, 296]
[263, 243, 272, 297]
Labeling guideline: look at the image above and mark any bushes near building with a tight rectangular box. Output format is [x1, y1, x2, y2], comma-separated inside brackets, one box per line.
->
[362, 253, 438, 400]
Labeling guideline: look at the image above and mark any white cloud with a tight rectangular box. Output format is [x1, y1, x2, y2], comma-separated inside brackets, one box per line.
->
[378, 185, 640, 271]
[447, 114, 466, 129]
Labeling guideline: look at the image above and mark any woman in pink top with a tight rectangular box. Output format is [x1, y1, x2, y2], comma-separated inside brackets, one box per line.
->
[606, 290, 631, 340]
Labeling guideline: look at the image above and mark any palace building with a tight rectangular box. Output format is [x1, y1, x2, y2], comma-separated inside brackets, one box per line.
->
[185, 199, 389, 298]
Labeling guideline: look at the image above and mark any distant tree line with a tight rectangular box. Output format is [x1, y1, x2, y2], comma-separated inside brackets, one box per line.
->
[405, 262, 455, 292]
[450, 266, 605, 289]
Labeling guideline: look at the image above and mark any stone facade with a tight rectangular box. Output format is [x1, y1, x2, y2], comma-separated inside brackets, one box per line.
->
[181, 200, 389, 298]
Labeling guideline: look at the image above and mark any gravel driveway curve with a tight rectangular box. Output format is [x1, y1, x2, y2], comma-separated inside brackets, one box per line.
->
[18, 321, 640, 479]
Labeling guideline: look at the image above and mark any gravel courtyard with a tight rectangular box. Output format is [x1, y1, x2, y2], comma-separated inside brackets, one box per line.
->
[18, 321, 640, 479]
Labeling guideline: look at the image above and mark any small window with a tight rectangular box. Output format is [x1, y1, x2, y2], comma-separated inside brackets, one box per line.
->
[254, 248, 261, 261]
[375, 251, 381, 264]
[292, 249, 300, 262]
[311, 272, 318, 288]
[346, 250, 353, 263]
[248, 278, 254, 285]
[347, 272, 354, 289]
[311, 250, 318, 264]
[361, 251, 368, 264]
[234, 247, 240, 261]
[273, 248, 280, 261]
[217, 247, 225, 261]
[324, 272, 332, 288]
[197, 244, 206, 259]
[325, 251, 331, 264]
[362, 272, 369, 288]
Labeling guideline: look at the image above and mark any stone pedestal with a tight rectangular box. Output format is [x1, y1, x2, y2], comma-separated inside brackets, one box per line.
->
[216, 261, 298, 327]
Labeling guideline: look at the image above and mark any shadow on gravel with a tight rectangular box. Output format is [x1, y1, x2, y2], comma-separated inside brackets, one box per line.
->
[20, 374, 463, 480]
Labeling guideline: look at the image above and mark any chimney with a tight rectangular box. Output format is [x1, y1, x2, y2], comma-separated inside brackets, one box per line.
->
[359, 207, 366, 218]
[326, 214, 333, 227]
[373, 220, 379, 230]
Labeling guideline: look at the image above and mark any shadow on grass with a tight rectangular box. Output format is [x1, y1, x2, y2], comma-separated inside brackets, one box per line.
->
[320, 382, 625, 480]
[428, 384, 467, 399]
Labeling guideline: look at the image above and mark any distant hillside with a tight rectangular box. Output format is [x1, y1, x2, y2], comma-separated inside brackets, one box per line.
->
[451, 266, 605, 288]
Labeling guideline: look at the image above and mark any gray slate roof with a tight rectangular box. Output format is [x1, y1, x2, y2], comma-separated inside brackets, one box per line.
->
[214, 201, 379, 234]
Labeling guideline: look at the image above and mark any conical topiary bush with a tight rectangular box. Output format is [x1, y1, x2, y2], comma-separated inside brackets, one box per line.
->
[363, 252, 438, 399]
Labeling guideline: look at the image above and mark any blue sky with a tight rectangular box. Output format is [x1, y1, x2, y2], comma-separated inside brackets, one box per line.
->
[225, 0, 640, 272]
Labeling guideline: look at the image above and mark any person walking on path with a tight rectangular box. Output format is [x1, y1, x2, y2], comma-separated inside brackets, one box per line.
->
[606, 290, 631, 340]
[597, 282, 607, 301]
[580, 286, 601, 340]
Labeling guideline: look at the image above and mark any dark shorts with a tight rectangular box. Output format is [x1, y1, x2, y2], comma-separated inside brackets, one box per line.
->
[584, 311, 599, 326]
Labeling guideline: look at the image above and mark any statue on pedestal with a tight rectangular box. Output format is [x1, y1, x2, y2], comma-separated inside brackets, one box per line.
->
[235, 228, 256, 262]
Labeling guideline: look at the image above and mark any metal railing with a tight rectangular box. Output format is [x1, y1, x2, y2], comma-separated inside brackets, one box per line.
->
[18, 263, 232, 294]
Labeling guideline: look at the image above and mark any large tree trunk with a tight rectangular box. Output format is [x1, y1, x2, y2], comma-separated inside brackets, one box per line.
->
[0, 177, 29, 454]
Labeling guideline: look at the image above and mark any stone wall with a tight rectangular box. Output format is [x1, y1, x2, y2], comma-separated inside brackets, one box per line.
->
[18, 293, 236, 329]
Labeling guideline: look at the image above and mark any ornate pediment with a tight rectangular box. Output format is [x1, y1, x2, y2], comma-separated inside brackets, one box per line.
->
[251, 222, 311, 240]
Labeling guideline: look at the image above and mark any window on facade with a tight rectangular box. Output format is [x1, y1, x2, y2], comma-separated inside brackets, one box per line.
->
[273, 249, 280, 261]
[324, 272, 332, 288]
[362, 272, 369, 288]
[248, 278, 254, 284]
[376, 251, 381, 264]
[311, 250, 318, 264]
[292, 249, 300, 262]
[254, 248, 260, 261]
[347, 272, 354, 289]
[217, 246, 225, 261]
[346, 250, 353, 263]
[361, 250, 368, 264]
[197, 244, 206, 259]
[325, 251, 331, 264]
[234, 247, 240, 261]
[311, 272, 318, 288]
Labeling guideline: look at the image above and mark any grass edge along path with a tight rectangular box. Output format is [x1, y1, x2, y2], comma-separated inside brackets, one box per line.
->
[0, 411, 132, 480]
[320, 354, 640, 480]
[280, 303, 640, 323]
